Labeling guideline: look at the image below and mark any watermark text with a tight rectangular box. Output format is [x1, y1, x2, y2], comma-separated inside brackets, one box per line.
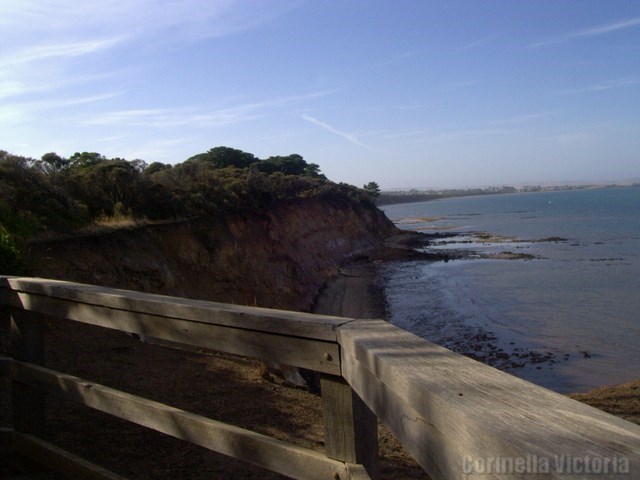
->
[462, 454, 630, 475]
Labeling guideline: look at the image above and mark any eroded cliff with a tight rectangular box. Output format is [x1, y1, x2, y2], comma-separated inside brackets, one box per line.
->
[25, 198, 396, 311]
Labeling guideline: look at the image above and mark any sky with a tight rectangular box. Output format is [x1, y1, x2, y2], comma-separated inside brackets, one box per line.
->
[1, 1, 640, 189]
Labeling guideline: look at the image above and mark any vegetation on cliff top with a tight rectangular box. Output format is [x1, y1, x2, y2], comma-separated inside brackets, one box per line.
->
[0, 147, 375, 234]
[0, 146, 377, 274]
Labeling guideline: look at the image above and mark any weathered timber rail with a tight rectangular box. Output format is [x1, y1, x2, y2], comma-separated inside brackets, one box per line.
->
[1, 276, 639, 479]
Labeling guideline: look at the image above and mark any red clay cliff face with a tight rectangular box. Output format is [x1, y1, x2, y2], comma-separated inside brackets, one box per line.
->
[25, 198, 396, 311]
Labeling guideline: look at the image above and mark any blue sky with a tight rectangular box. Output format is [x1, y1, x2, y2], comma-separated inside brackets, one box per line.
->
[1, 1, 639, 189]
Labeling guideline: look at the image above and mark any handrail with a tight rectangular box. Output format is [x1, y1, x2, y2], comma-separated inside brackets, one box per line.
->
[2, 276, 640, 479]
[338, 320, 640, 479]
[1, 276, 376, 480]
[0, 276, 346, 374]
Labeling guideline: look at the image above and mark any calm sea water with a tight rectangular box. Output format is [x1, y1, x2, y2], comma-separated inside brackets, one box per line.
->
[381, 187, 640, 393]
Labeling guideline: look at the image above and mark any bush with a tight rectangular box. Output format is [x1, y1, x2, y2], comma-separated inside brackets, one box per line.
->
[0, 225, 24, 275]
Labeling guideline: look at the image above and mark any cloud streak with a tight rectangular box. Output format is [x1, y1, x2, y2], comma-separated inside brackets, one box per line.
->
[373, 50, 423, 69]
[0, 1, 296, 103]
[0, 38, 125, 69]
[532, 15, 640, 47]
[301, 114, 373, 150]
[87, 92, 333, 129]
[556, 78, 640, 95]
[0, 1, 296, 43]
[456, 34, 501, 52]
[0, 92, 122, 124]
[569, 16, 640, 38]
[87, 106, 263, 128]
[487, 111, 561, 125]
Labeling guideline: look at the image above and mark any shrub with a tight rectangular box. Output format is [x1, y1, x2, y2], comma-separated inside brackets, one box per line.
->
[0, 225, 24, 275]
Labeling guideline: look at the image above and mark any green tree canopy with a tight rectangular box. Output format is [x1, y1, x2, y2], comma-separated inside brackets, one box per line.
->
[186, 146, 258, 169]
[258, 154, 307, 175]
[69, 151, 106, 171]
[0, 146, 373, 238]
[363, 181, 381, 198]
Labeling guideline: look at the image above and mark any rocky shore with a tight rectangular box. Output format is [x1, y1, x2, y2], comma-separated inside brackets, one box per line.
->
[376, 231, 568, 374]
[363, 231, 640, 426]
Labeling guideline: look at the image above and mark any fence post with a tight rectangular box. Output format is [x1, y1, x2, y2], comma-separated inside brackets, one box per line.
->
[11, 308, 45, 436]
[321, 375, 378, 480]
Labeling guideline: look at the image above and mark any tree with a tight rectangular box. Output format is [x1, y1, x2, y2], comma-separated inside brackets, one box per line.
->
[0, 152, 84, 233]
[258, 154, 307, 175]
[68, 159, 141, 217]
[39, 152, 69, 174]
[186, 147, 258, 169]
[303, 162, 325, 178]
[144, 162, 172, 176]
[363, 181, 381, 198]
[69, 151, 106, 171]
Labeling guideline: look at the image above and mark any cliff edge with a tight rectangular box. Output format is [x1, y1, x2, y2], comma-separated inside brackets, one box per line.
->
[25, 197, 397, 311]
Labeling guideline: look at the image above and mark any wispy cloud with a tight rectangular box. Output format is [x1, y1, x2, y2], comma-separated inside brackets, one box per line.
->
[416, 127, 520, 143]
[373, 50, 423, 69]
[0, 1, 296, 102]
[0, 36, 125, 99]
[569, 16, 640, 38]
[88, 106, 262, 128]
[382, 125, 521, 145]
[27, 92, 122, 110]
[0, 68, 123, 99]
[556, 78, 640, 95]
[383, 112, 556, 143]
[88, 92, 333, 129]
[114, 137, 196, 163]
[301, 114, 373, 150]
[0, 38, 125, 69]
[0, 92, 122, 124]
[382, 128, 433, 141]
[487, 111, 560, 125]
[457, 35, 501, 52]
[532, 15, 640, 47]
[0, 1, 296, 43]
[440, 79, 482, 92]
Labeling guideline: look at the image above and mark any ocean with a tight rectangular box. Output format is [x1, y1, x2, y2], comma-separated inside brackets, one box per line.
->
[381, 186, 640, 393]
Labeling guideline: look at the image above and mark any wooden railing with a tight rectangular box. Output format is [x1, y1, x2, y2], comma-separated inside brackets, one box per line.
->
[1, 276, 639, 479]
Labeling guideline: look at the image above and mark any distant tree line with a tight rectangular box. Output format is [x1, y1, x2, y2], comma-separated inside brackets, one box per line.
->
[377, 186, 519, 206]
[0, 146, 378, 273]
[377, 184, 605, 206]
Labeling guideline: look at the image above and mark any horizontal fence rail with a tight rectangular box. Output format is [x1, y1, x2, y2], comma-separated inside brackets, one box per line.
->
[2, 275, 640, 479]
[0, 277, 344, 374]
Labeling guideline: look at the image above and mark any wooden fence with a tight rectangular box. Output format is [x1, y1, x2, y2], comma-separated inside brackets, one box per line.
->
[1, 275, 639, 479]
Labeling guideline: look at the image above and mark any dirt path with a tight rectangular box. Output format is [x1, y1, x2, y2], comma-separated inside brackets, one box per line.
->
[313, 263, 386, 319]
[312, 262, 428, 478]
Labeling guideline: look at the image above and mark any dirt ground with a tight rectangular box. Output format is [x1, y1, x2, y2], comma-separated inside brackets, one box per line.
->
[1, 263, 639, 479]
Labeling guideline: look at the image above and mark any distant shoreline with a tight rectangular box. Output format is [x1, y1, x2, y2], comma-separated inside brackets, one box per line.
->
[377, 182, 639, 206]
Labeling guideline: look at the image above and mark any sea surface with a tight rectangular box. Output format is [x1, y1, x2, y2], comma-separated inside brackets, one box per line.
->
[381, 186, 640, 393]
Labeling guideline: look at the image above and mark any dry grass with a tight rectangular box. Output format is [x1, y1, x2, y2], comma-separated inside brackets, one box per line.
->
[569, 380, 640, 425]
[93, 213, 140, 228]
